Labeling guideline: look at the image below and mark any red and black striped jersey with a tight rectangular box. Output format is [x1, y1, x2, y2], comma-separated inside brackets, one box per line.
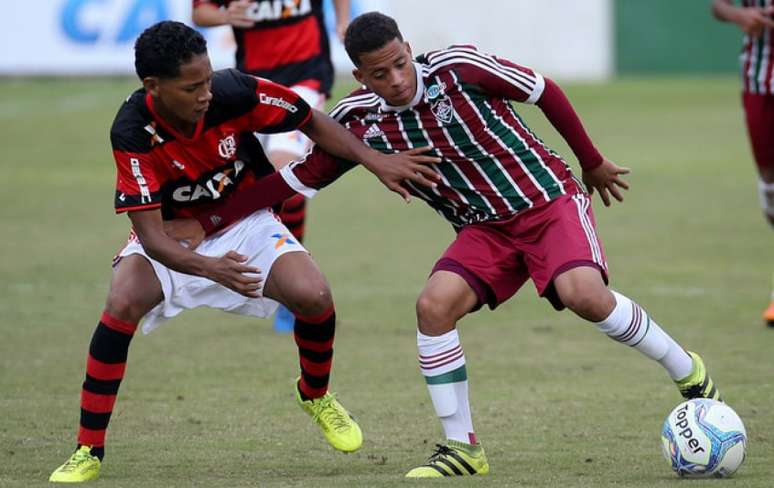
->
[194, 0, 333, 94]
[111, 68, 311, 219]
[283, 45, 574, 228]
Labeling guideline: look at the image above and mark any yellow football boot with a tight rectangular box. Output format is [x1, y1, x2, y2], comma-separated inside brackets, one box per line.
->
[675, 351, 722, 401]
[295, 379, 363, 452]
[49, 445, 100, 483]
[406, 440, 489, 478]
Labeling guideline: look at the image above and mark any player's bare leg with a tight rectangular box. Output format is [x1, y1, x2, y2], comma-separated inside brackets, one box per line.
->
[50, 255, 162, 482]
[263, 252, 362, 452]
[269, 149, 308, 333]
[553, 265, 721, 400]
[407, 271, 489, 477]
[758, 167, 774, 326]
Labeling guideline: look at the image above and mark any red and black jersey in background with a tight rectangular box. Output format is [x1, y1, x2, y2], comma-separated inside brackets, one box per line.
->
[111, 68, 311, 220]
[194, 0, 334, 95]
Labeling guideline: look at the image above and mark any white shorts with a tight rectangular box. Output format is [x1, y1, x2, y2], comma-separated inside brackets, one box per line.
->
[116, 210, 307, 335]
[256, 85, 326, 157]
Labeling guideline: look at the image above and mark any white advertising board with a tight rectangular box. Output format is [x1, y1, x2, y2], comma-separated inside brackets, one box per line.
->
[0, 0, 611, 80]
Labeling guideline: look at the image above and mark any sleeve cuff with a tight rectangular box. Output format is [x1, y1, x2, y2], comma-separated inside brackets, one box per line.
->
[279, 164, 318, 198]
[525, 73, 545, 105]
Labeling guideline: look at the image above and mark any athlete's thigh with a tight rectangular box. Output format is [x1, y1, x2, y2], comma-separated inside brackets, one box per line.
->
[434, 223, 526, 310]
[263, 250, 329, 308]
[743, 93, 774, 181]
[520, 191, 608, 301]
[106, 254, 163, 322]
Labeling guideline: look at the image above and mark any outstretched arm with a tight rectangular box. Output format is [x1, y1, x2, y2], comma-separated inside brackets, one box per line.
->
[535, 78, 629, 206]
[301, 109, 440, 200]
[712, 0, 774, 37]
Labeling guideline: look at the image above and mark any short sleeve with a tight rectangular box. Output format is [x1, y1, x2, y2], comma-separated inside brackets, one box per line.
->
[111, 131, 162, 213]
[250, 78, 313, 134]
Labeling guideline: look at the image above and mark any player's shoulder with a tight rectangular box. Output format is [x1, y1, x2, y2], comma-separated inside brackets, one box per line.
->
[328, 86, 381, 123]
[211, 68, 259, 105]
[419, 44, 490, 75]
[110, 88, 154, 153]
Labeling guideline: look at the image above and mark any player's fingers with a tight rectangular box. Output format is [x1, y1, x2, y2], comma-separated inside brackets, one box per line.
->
[392, 185, 412, 203]
[609, 184, 625, 202]
[224, 250, 247, 262]
[616, 166, 631, 175]
[405, 173, 438, 189]
[413, 165, 441, 183]
[410, 155, 443, 164]
[403, 146, 435, 155]
[613, 176, 630, 190]
[598, 187, 611, 206]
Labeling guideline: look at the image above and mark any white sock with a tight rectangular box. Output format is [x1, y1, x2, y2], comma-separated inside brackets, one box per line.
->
[417, 329, 477, 445]
[595, 291, 693, 380]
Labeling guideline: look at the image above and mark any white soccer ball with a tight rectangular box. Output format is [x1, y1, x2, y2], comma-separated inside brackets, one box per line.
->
[661, 398, 747, 478]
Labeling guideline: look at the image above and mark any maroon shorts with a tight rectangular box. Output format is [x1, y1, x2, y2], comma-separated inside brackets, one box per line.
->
[432, 190, 608, 311]
[743, 92, 774, 173]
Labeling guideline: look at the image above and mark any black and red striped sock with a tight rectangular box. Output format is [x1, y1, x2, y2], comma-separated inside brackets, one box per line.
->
[77, 311, 137, 460]
[279, 194, 307, 243]
[293, 307, 335, 400]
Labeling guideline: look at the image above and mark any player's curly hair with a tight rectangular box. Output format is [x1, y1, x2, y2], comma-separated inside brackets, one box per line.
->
[134, 21, 207, 79]
[344, 12, 404, 66]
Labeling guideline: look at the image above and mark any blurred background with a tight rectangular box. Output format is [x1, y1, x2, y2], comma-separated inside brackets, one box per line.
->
[0, 0, 743, 80]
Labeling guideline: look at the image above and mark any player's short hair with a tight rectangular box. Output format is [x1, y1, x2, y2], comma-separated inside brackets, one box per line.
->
[344, 12, 403, 66]
[134, 21, 207, 79]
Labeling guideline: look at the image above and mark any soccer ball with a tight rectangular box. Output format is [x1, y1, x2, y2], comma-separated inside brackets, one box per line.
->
[661, 399, 747, 478]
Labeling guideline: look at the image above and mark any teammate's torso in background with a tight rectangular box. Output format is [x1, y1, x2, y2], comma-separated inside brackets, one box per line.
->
[741, 0, 774, 94]
[215, 0, 333, 94]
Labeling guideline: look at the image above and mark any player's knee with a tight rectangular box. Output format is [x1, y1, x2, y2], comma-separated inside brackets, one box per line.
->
[559, 286, 612, 322]
[105, 290, 146, 324]
[289, 279, 333, 317]
[416, 292, 455, 335]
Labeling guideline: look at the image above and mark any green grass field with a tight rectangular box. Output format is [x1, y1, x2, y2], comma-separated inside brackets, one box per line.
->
[1, 76, 772, 487]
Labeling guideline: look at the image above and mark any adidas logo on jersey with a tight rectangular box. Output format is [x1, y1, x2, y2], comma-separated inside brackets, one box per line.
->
[363, 124, 385, 140]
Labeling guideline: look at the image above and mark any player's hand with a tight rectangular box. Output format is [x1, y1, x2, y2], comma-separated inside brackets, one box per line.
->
[336, 19, 349, 42]
[737, 6, 774, 37]
[206, 251, 262, 298]
[163, 218, 206, 250]
[362, 147, 442, 202]
[582, 158, 630, 207]
[226, 0, 255, 28]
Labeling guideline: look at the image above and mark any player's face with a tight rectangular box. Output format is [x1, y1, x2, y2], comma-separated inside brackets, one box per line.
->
[353, 39, 416, 107]
[145, 53, 213, 130]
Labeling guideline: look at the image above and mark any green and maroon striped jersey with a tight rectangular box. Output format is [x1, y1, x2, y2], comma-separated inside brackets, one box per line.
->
[287, 45, 576, 227]
[741, 0, 774, 94]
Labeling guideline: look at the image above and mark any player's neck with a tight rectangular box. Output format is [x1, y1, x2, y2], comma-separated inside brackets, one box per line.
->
[152, 99, 197, 138]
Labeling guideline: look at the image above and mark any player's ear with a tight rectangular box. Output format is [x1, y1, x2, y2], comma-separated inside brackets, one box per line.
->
[405, 42, 412, 58]
[142, 77, 160, 97]
[352, 68, 364, 86]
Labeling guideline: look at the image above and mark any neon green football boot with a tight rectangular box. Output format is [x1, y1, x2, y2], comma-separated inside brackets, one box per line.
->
[675, 351, 723, 401]
[295, 378, 363, 453]
[49, 445, 101, 483]
[405, 440, 489, 478]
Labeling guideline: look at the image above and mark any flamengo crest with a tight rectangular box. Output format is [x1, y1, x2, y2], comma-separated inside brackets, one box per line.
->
[218, 134, 237, 159]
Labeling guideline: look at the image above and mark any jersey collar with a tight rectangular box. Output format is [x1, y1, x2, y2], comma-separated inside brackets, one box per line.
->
[144, 93, 205, 142]
[379, 62, 425, 113]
